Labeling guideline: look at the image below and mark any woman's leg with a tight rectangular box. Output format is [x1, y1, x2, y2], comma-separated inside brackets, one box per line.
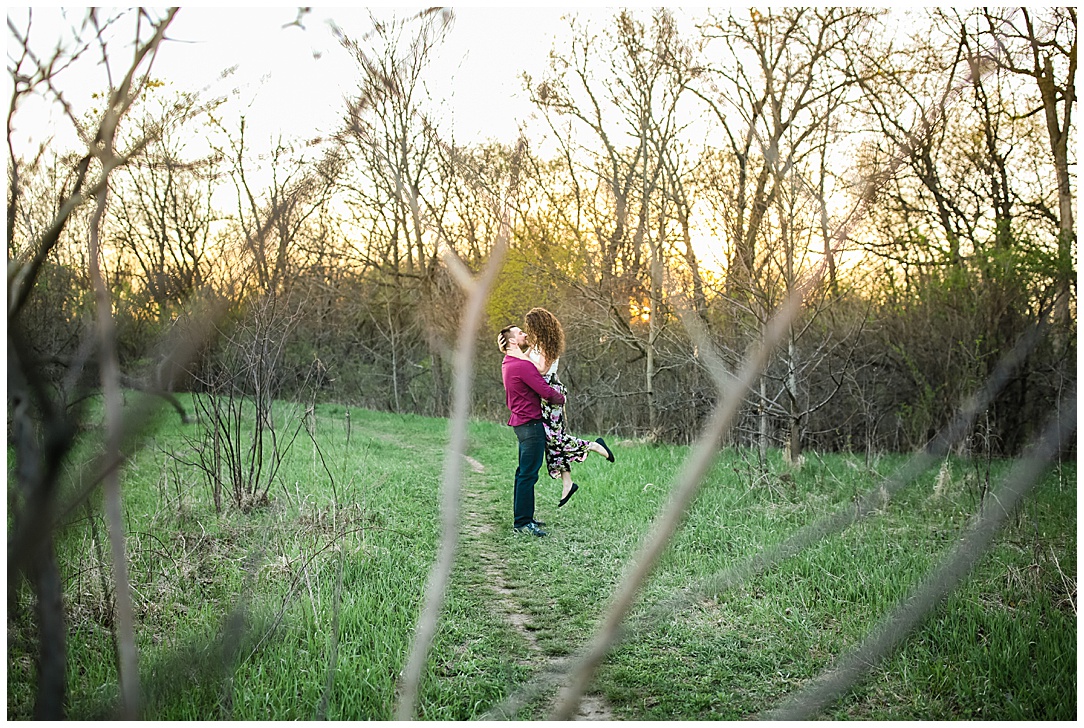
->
[560, 469, 574, 499]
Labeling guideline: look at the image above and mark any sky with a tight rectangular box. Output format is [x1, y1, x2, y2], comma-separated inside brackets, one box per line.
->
[161, 6, 579, 145]
[8, 5, 875, 276]
[8, 6, 619, 153]
[6, 5, 732, 273]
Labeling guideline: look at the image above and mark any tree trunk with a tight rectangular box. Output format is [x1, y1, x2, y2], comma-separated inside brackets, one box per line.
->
[1037, 58, 1076, 331]
[387, 300, 402, 413]
[785, 335, 803, 466]
[758, 376, 770, 470]
[430, 345, 447, 417]
[646, 321, 657, 438]
[679, 212, 707, 317]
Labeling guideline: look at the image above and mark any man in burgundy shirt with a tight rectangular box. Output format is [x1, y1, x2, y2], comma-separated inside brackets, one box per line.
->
[498, 325, 566, 536]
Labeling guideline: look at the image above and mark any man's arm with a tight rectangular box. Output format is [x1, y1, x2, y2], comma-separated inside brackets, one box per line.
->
[518, 360, 565, 404]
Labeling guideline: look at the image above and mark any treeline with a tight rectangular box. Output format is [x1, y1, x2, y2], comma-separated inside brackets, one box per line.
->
[9, 7, 1076, 460]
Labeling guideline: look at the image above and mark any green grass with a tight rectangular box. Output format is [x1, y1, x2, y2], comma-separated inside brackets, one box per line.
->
[7, 395, 1076, 719]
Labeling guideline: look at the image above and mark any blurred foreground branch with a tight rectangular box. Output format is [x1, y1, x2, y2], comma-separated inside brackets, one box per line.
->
[394, 137, 525, 720]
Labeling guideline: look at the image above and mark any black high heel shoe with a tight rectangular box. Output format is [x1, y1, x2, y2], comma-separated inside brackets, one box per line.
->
[596, 437, 615, 462]
[558, 482, 579, 508]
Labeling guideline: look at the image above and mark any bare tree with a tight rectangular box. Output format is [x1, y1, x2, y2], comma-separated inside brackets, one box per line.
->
[850, 8, 1073, 453]
[695, 7, 876, 462]
[430, 140, 515, 268]
[8, 8, 182, 719]
[696, 9, 876, 302]
[980, 7, 1076, 328]
[110, 94, 221, 328]
[336, 8, 455, 415]
[529, 9, 699, 437]
[187, 294, 317, 512]
[215, 119, 342, 300]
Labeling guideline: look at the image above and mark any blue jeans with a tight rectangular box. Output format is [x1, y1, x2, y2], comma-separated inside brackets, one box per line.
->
[512, 419, 545, 528]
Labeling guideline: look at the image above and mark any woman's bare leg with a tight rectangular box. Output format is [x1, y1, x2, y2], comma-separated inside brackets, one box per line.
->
[561, 470, 574, 499]
[588, 441, 606, 457]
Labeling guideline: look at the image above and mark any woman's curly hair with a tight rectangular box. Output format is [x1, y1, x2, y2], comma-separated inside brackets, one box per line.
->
[524, 307, 565, 362]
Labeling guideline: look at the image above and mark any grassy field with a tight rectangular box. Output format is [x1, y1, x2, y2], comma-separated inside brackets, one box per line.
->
[7, 395, 1077, 719]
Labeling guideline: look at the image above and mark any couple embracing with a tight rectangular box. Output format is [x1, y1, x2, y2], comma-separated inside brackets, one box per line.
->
[498, 307, 615, 537]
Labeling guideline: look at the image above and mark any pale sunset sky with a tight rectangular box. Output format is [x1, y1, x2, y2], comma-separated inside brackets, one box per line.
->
[9, 5, 658, 150]
[7, 5, 754, 275]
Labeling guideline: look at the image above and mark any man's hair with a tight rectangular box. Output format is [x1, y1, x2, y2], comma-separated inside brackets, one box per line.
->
[497, 326, 516, 353]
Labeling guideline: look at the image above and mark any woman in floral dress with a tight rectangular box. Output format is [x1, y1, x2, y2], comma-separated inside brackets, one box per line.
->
[523, 307, 615, 507]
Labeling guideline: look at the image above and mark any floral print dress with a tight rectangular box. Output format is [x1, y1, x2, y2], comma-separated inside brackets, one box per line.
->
[540, 371, 591, 480]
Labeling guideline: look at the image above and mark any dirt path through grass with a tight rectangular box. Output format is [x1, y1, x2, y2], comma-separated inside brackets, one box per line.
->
[460, 455, 613, 721]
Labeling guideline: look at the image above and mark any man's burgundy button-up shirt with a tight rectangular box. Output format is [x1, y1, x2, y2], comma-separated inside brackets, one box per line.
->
[502, 355, 565, 426]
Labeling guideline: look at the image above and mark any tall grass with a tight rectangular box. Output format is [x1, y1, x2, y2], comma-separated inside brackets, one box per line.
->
[6, 396, 1075, 719]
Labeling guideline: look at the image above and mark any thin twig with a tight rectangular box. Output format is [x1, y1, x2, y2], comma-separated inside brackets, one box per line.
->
[317, 549, 345, 720]
[394, 137, 524, 720]
[763, 390, 1076, 720]
[1048, 546, 1076, 615]
[550, 283, 808, 720]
